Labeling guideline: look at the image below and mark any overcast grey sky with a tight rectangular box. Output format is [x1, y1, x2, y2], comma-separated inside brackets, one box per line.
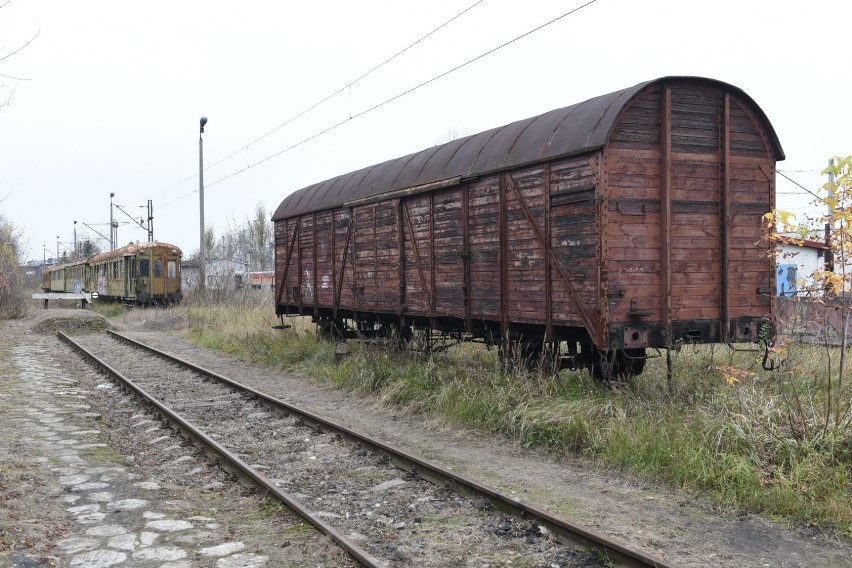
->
[2, 0, 849, 262]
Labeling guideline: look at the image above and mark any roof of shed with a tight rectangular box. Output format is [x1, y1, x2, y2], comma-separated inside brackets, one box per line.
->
[778, 236, 829, 250]
[273, 76, 784, 221]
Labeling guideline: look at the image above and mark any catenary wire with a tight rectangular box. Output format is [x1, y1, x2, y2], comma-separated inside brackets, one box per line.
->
[777, 170, 822, 201]
[159, 0, 599, 209]
[142, 0, 488, 205]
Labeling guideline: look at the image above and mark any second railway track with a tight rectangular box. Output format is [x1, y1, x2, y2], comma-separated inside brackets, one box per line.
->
[60, 329, 676, 568]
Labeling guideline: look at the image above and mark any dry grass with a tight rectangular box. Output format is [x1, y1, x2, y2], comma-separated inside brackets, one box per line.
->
[160, 298, 850, 536]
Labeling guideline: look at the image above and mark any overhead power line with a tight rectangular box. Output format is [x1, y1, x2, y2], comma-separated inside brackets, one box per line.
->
[159, 0, 600, 210]
[212, 0, 489, 166]
[777, 170, 822, 201]
[144, 0, 488, 205]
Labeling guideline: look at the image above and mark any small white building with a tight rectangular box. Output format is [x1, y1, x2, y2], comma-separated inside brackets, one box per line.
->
[181, 258, 247, 290]
[776, 237, 828, 297]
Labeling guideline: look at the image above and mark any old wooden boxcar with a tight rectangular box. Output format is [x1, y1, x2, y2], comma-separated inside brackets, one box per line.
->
[272, 77, 784, 376]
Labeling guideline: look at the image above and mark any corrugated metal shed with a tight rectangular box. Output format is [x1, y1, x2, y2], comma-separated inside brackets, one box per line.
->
[273, 76, 784, 221]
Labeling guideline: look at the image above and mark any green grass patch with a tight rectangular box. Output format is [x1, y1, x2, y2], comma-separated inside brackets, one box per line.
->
[82, 444, 126, 464]
[181, 305, 852, 536]
[89, 302, 127, 319]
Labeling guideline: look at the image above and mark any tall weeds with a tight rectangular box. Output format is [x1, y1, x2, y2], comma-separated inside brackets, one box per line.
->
[174, 299, 850, 535]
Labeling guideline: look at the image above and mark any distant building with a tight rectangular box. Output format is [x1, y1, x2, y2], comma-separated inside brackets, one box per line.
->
[234, 271, 275, 290]
[20, 259, 57, 282]
[776, 236, 828, 297]
[181, 258, 247, 290]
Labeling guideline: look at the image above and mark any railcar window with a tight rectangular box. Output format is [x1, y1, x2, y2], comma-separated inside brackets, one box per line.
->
[140, 259, 149, 277]
[167, 260, 176, 278]
[155, 259, 163, 278]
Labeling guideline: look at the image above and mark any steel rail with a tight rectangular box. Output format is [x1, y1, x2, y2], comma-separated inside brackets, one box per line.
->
[105, 329, 678, 568]
[58, 331, 385, 568]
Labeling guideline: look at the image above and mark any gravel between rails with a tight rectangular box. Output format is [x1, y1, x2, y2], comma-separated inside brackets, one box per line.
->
[70, 331, 606, 568]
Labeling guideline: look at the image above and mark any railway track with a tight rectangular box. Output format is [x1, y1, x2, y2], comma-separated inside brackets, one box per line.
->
[59, 329, 677, 568]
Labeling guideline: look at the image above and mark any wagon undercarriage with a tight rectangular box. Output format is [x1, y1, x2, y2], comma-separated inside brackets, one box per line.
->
[277, 307, 772, 381]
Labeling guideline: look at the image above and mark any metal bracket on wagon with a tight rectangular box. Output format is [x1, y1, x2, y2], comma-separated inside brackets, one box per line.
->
[761, 340, 785, 371]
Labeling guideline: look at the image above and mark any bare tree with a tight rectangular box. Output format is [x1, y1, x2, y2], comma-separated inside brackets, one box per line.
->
[203, 224, 216, 258]
[205, 202, 273, 272]
[248, 203, 273, 271]
[0, 0, 38, 110]
[0, 214, 26, 318]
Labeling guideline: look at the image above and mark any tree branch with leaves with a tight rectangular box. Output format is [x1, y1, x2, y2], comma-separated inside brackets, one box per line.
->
[764, 155, 852, 432]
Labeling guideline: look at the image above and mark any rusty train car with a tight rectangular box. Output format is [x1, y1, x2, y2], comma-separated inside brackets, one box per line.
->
[45, 259, 87, 293]
[43, 241, 183, 305]
[272, 77, 784, 376]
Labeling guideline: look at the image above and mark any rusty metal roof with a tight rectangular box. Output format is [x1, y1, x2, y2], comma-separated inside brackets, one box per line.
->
[48, 259, 88, 271]
[86, 241, 182, 264]
[273, 77, 784, 221]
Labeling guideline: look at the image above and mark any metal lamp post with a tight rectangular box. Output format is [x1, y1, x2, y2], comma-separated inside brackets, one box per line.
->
[110, 192, 115, 251]
[199, 116, 208, 291]
[73, 220, 77, 259]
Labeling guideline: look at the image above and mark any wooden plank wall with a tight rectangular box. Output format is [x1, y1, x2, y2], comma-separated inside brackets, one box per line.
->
[315, 211, 333, 308]
[348, 201, 404, 313]
[728, 97, 773, 318]
[274, 81, 775, 339]
[605, 83, 729, 323]
[432, 190, 464, 313]
[468, 176, 501, 319]
[273, 218, 293, 306]
[401, 194, 434, 314]
[333, 209, 355, 311]
[606, 84, 663, 321]
[549, 156, 600, 327]
[299, 214, 315, 309]
[604, 83, 774, 328]
[352, 205, 376, 310]
[277, 155, 601, 332]
[505, 167, 547, 324]
[669, 87, 723, 321]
